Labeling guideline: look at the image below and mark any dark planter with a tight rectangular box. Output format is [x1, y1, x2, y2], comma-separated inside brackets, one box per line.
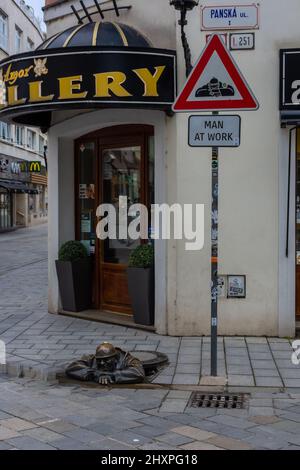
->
[127, 267, 154, 326]
[56, 258, 92, 312]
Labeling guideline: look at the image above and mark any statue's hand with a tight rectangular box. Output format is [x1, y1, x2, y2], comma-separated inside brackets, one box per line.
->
[98, 375, 113, 385]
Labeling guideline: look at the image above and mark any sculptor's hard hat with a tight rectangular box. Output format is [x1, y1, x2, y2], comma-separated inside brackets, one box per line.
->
[95, 342, 117, 359]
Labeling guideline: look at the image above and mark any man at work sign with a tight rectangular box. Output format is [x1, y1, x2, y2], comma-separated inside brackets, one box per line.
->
[188, 115, 241, 147]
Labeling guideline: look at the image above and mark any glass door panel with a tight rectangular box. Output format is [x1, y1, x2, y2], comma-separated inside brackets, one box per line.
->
[102, 146, 141, 265]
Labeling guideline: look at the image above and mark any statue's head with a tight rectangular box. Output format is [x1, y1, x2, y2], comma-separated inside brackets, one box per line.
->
[95, 342, 118, 371]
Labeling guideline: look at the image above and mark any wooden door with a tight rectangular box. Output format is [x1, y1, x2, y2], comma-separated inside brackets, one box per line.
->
[99, 138, 144, 314]
[75, 125, 154, 315]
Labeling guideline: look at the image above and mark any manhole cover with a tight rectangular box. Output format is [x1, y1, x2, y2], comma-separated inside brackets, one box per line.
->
[130, 351, 169, 374]
[188, 392, 247, 409]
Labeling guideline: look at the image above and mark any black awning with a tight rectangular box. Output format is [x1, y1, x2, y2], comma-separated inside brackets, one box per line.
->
[280, 111, 300, 126]
[0, 181, 38, 194]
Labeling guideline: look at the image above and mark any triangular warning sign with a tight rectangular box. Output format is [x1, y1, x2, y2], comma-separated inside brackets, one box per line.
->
[173, 34, 259, 112]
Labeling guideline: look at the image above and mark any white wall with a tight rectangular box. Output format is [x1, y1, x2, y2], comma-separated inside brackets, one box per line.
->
[45, 0, 300, 336]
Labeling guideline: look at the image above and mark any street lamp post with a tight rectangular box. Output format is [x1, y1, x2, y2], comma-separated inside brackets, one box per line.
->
[169, 0, 199, 77]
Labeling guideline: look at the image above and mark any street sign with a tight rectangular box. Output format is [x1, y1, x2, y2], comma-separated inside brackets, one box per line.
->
[188, 115, 241, 147]
[201, 4, 259, 31]
[280, 49, 300, 111]
[229, 33, 255, 51]
[173, 34, 259, 112]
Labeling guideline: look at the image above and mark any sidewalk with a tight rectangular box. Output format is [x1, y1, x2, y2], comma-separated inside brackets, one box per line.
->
[0, 225, 299, 387]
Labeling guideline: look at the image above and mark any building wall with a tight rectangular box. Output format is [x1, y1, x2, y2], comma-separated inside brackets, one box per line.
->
[44, 0, 298, 336]
[0, 0, 47, 228]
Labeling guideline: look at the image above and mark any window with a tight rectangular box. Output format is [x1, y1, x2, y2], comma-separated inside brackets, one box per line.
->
[26, 37, 34, 51]
[39, 135, 45, 154]
[27, 130, 36, 150]
[0, 11, 8, 51]
[0, 121, 10, 140]
[15, 26, 22, 54]
[15, 126, 24, 145]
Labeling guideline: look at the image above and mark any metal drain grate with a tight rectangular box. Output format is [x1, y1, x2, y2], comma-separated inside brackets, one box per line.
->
[189, 392, 246, 409]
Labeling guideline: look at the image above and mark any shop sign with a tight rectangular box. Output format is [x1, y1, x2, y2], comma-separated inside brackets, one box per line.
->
[0, 47, 176, 122]
[188, 115, 241, 147]
[11, 161, 21, 174]
[280, 49, 300, 111]
[201, 4, 260, 31]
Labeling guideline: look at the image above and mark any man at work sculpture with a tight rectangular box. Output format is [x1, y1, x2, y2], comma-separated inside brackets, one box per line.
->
[65, 342, 145, 385]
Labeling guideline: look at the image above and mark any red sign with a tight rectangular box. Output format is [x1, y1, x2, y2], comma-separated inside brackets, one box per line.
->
[173, 34, 259, 112]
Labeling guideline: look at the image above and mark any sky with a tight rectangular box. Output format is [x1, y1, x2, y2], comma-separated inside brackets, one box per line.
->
[27, 0, 45, 28]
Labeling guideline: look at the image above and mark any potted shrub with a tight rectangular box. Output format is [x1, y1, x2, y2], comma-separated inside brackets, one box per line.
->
[127, 244, 154, 326]
[55, 240, 92, 312]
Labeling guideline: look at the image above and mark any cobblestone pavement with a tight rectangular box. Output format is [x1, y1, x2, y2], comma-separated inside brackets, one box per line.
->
[0, 225, 299, 387]
[1, 226, 300, 449]
[0, 377, 299, 449]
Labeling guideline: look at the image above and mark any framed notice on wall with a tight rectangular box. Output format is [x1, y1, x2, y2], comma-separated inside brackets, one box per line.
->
[227, 275, 246, 298]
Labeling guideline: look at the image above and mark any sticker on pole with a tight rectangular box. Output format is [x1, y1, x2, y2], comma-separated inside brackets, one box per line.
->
[173, 34, 259, 112]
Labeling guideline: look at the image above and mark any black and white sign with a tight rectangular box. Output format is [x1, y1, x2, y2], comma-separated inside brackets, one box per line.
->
[280, 49, 300, 111]
[201, 4, 259, 31]
[188, 115, 241, 147]
[227, 275, 246, 298]
[229, 33, 255, 51]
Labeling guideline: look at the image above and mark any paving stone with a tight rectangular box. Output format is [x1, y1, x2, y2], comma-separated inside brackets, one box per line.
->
[179, 441, 223, 450]
[1, 418, 37, 431]
[243, 434, 287, 450]
[47, 437, 93, 450]
[159, 400, 187, 413]
[171, 426, 217, 441]
[109, 430, 153, 446]
[177, 355, 201, 364]
[248, 416, 281, 425]
[269, 419, 300, 433]
[253, 369, 281, 377]
[89, 438, 136, 450]
[155, 432, 194, 446]
[0, 425, 20, 440]
[249, 407, 275, 416]
[206, 415, 256, 430]
[172, 374, 199, 385]
[250, 360, 277, 369]
[248, 353, 273, 360]
[205, 435, 253, 450]
[227, 365, 253, 374]
[255, 377, 283, 387]
[22, 427, 64, 443]
[283, 379, 300, 387]
[246, 338, 268, 344]
[7, 436, 56, 450]
[167, 391, 192, 399]
[174, 365, 201, 373]
[227, 375, 255, 386]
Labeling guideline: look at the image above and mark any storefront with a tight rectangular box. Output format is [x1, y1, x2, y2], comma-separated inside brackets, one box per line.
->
[1, 0, 300, 337]
[0, 155, 40, 231]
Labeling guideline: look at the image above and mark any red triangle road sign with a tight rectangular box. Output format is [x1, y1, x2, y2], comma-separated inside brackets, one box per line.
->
[173, 34, 259, 112]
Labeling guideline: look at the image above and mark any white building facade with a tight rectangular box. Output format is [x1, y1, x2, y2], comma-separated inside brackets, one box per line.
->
[0, 0, 47, 231]
[0, 0, 299, 337]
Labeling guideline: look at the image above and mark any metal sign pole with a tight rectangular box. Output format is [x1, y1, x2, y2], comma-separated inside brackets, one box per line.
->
[211, 110, 219, 377]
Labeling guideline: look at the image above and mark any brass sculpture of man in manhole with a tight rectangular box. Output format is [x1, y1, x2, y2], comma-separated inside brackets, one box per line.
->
[65, 342, 145, 385]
